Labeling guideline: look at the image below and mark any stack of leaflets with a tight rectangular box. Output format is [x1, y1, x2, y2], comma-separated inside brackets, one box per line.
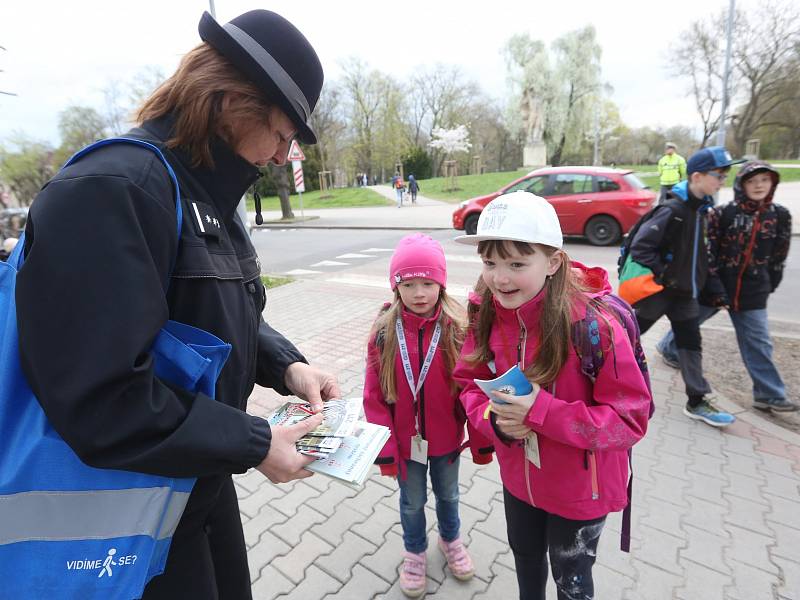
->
[267, 397, 390, 488]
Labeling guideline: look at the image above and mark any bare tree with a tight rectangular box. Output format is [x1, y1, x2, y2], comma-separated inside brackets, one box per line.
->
[411, 64, 478, 175]
[730, 1, 800, 152]
[671, 1, 799, 151]
[309, 84, 346, 173]
[670, 18, 730, 146]
[340, 58, 385, 178]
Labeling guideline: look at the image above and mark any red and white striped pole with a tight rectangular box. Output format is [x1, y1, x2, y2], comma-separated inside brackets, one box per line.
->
[292, 160, 305, 220]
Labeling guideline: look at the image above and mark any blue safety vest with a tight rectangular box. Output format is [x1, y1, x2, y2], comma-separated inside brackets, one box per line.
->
[0, 139, 232, 599]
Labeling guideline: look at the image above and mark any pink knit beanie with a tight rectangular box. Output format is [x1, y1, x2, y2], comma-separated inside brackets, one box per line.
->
[389, 233, 447, 290]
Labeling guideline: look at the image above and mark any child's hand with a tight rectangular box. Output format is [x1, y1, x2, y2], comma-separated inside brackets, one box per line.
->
[490, 384, 540, 426]
[495, 419, 532, 440]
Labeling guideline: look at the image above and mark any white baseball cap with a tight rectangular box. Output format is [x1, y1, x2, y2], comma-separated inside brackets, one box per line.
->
[454, 191, 563, 249]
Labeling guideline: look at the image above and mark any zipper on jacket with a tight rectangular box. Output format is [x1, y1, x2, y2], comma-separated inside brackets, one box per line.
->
[691, 212, 700, 298]
[588, 451, 600, 500]
[733, 213, 762, 311]
[417, 324, 426, 440]
[514, 309, 535, 505]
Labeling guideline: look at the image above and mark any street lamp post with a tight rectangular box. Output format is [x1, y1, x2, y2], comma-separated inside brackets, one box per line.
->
[716, 0, 735, 148]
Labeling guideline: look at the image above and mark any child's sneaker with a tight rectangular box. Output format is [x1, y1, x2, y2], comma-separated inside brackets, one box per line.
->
[683, 399, 736, 427]
[438, 537, 474, 581]
[753, 397, 799, 412]
[399, 551, 427, 597]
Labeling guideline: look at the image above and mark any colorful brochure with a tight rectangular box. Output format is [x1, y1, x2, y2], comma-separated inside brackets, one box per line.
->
[268, 397, 361, 438]
[306, 421, 391, 489]
[473, 365, 533, 404]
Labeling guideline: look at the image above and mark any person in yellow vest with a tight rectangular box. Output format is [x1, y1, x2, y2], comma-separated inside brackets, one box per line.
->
[657, 142, 687, 204]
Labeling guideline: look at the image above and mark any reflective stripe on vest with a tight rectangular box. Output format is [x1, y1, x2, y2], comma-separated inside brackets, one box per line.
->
[0, 488, 190, 545]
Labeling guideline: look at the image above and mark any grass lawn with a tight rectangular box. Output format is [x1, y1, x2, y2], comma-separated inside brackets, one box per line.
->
[418, 163, 800, 204]
[416, 169, 531, 203]
[246, 187, 391, 211]
[261, 274, 294, 289]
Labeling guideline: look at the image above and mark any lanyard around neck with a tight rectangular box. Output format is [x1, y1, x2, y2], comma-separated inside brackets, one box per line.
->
[396, 317, 441, 434]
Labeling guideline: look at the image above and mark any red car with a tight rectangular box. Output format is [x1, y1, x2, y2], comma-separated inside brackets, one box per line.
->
[452, 166, 656, 245]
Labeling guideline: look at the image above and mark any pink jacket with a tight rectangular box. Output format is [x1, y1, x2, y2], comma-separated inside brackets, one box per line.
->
[453, 263, 651, 520]
[364, 305, 494, 478]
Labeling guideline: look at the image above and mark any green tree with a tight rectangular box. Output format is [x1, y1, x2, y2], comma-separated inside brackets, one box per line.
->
[54, 105, 107, 165]
[0, 136, 55, 206]
[401, 146, 432, 180]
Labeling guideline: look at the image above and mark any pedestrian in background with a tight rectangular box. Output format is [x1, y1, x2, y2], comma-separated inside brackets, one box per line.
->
[657, 142, 687, 204]
[454, 193, 651, 600]
[392, 171, 406, 207]
[407, 173, 420, 204]
[363, 233, 493, 597]
[656, 161, 796, 412]
[15, 9, 338, 598]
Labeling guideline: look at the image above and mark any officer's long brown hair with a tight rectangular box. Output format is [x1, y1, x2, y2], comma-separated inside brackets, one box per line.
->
[466, 240, 590, 386]
[137, 43, 275, 168]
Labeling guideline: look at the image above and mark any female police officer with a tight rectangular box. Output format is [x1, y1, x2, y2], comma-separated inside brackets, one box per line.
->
[16, 10, 336, 598]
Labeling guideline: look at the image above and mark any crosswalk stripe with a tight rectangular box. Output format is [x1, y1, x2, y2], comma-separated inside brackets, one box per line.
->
[336, 253, 373, 259]
[324, 275, 469, 298]
[310, 260, 350, 267]
[285, 269, 322, 275]
[444, 254, 482, 263]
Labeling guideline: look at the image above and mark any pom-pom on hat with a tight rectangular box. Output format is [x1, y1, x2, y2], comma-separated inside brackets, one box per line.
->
[454, 191, 563, 249]
[389, 234, 447, 290]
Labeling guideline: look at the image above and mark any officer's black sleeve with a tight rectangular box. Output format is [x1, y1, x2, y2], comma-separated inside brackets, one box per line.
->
[630, 206, 673, 277]
[17, 173, 270, 478]
[255, 316, 307, 394]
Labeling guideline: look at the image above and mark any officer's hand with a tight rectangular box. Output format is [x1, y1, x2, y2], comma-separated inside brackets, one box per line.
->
[255, 414, 323, 483]
[284, 362, 340, 413]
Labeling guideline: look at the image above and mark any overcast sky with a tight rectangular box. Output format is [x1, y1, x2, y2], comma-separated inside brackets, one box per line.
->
[0, 0, 755, 146]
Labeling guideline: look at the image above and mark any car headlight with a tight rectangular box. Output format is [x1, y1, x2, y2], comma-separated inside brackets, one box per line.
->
[458, 201, 468, 209]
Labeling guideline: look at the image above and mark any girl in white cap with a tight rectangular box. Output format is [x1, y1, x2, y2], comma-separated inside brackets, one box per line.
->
[453, 192, 652, 600]
[363, 233, 494, 597]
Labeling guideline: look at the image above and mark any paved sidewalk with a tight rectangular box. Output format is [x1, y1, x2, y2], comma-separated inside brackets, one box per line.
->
[238, 277, 800, 600]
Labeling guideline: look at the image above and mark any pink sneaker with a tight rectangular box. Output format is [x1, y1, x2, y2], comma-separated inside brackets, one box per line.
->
[438, 537, 474, 581]
[399, 550, 427, 597]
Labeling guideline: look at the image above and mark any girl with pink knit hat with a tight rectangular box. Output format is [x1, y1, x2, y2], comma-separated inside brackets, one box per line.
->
[363, 233, 494, 598]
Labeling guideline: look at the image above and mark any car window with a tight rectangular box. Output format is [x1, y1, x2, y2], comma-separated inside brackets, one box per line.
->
[503, 175, 546, 195]
[595, 176, 620, 192]
[525, 176, 547, 195]
[503, 179, 531, 194]
[623, 173, 648, 189]
[552, 173, 592, 195]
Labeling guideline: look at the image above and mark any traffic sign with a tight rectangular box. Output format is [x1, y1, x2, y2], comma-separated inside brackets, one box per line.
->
[287, 139, 306, 161]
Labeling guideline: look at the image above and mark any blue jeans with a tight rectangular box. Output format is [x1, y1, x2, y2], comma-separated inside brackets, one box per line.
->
[398, 455, 461, 553]
[658, 306, 786, 401]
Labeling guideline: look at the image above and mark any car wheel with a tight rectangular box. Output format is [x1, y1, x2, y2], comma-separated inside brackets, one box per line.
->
[464, 213, 480, 236]
[584, 215, 621, 246]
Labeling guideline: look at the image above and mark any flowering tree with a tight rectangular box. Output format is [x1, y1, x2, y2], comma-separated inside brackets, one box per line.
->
[429, 126, 471, 190]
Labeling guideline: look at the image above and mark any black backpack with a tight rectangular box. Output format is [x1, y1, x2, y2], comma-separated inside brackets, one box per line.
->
[617, 199, 683, 277]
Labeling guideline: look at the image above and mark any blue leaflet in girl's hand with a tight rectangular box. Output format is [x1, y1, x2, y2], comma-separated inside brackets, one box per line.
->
[473, 365, 533, 404]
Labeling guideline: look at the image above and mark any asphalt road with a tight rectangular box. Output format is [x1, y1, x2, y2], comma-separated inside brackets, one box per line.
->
[252, 228, 798, 325]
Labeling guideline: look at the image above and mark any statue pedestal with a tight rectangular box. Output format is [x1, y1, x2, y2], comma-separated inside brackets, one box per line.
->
[523, 142, 547, 168]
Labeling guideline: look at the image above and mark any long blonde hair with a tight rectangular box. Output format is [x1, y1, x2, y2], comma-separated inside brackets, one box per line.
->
[369, 289, 467, 403]
[466, 240, 591, 386]
[137, 43, 275, 168]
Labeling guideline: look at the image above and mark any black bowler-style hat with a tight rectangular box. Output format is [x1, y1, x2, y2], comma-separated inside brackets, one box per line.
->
[199, 10, 324, 144]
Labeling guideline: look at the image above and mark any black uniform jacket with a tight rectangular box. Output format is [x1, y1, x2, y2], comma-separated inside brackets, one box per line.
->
[16, 116, 306, 489]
